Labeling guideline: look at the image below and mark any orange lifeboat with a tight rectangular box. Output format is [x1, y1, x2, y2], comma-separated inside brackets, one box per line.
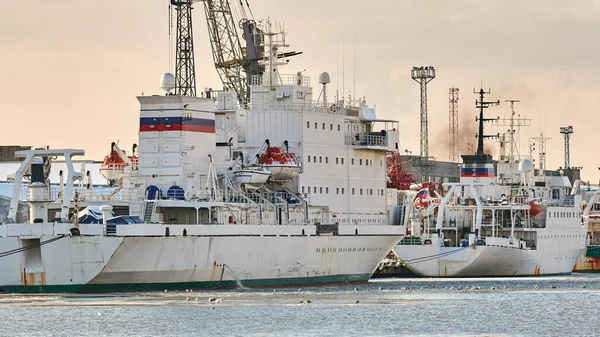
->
[258, 140, 302, 181]
[100, 142, 138, 184]
[528, 198, 543, 216]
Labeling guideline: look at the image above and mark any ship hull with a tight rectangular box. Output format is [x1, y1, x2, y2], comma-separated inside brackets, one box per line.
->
[574, 245, 600, 273]
[395, 233, 586, 277]
[0, 227, 401, 293]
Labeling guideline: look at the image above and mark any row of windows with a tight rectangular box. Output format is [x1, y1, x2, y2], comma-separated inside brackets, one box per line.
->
[539, 234, 584, 239]
[316, 247, 384, 253]
[301, 186, 385, 196]
[548, 211, 581, 218]
[306, 155, 383, 167]
[308, 121, 341, 131]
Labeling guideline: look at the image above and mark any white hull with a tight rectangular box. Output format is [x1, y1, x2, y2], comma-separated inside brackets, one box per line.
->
[0, 224, 402, 292]
[395, 228, 587, 277]
[265, 165, 301, 181]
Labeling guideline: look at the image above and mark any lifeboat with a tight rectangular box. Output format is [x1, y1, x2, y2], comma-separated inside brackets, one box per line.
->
[100, 142, 138, 185]
[233, 166, 271, 189]
[258, 141, 302, 181]
[528, 198, 543, 216]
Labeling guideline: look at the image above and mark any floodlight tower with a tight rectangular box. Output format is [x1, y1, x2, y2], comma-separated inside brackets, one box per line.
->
[448, 87, 459, 162]
[411, 66, 436, 159]
[560, 126, 574, 168]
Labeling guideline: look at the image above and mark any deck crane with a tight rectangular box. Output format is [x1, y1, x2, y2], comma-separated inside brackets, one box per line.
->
[169, 1, 301, 104]
[169, 0, 264, 102]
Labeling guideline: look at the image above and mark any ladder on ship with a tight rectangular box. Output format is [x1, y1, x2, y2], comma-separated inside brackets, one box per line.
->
[220, 171, 264, 224]
[274, 183, 309, 224]
[142, 200, 157, 223]
[256, 185, 289, 225]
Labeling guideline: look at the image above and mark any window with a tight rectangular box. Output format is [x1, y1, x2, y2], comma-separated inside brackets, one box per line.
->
[313, 156, 316, 163]
[325, 157, 329, 164]
[307, 121, 310, 128]
[336, 187, 339, 194]
[380, 160, 383, 167]
[319, 156, 322, 163]
[336, 157, 339, 164]
[320, 187, 323, 194]
[330, 124, 333, 130]
[352, 188, 355, 195]
[326, 187, 329, 194]
[341, 158, 344, 165]
[370, 189, 373, 195]
[359, 159, 363, 166]
[337, 124, 341, 131]
[313, 186, 317, 193]
[314, 122, 318, 129]
[302, 186, 305, 194]
[351, 158, 354, 165]
[322, 123, 325, 130]
[341, 188, 345, 194]
[360, 188, 363, 195]
[308, 156, 311, 163]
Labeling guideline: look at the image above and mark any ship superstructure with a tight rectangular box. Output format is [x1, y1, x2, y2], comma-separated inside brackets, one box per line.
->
[0, 20, 403, 293]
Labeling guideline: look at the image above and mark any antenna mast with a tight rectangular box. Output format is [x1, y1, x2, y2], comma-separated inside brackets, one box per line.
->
[474, 88, 500, 156]
[494, 99, 531, 163]
[172, 0, 196, 97]
[530, 132, 551, 171]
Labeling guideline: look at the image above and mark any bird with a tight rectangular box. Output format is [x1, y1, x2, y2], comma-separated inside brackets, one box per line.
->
[354, 300, 360, 304]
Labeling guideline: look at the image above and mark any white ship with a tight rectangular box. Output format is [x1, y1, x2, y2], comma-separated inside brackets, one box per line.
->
[394, 89, 590, 277]
[0, 19, 403, 293]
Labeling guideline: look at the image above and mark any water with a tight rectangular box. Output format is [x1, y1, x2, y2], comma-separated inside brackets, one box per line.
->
[1, 274, 600, 337]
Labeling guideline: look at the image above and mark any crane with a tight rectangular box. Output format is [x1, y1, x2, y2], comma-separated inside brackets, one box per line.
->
[169, 0, 263, 102]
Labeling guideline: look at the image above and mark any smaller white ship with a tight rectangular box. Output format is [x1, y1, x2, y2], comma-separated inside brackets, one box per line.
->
[394, 89, 589, 277]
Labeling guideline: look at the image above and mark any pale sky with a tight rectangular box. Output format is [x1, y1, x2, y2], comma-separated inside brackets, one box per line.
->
[1, 1, 600, 182]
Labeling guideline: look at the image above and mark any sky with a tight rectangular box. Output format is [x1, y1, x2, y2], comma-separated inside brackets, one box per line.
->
[1, 0, 600, 182]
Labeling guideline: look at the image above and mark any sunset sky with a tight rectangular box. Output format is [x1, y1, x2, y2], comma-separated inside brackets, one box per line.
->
[1, 0, 599, 182]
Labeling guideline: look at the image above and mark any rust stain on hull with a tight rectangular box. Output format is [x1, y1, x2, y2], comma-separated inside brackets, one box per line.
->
[574, 256, 600, 272]
[22, 271, 46, 286]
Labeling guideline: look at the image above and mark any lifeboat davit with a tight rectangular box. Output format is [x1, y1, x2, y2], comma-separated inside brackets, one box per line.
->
[258, 145, 302, 181]
[100, 142, 138, 184]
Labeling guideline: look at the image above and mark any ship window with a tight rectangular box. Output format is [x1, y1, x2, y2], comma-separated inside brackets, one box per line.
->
[330, 124, 333, 130]
[351, 158, 354, 165]
[307, 121, 310, 128]
[320, 187, 323, 194]
[370, 189, 373, 195]
[341, 158, 345, 165]
[359, 159, 363, 166]
[325, 157, 329, 164]
[308, 156, 311, 163]
[322, 123, 326, 130]
[315, 122, 318, 129]
[326, 187, 329, 194]
[352, 188, 355, 195]
[313, 156, 317, 162]
[338, 124, 341, 131]
[380, 160, 383, 167]
[313, 186, 317, 193]
[336, 157, 339, 164]
[302, 186, 305, 194]
[341, 188, 345, 194]
[319, 156, 322, 163]
[360, 188, 363, 195]
[336, 187, 339, 194]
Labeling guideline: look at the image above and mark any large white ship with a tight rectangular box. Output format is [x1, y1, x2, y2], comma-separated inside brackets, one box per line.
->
[0, 18, 403, 293]
[394, 89, 590, 277]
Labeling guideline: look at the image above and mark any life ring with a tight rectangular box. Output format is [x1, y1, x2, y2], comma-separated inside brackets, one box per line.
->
[329, 105, 338, 113]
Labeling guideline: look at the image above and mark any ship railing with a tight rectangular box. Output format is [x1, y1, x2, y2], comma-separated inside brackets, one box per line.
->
[19, 184, 127, 203]
[345, 133, 388, 148]
[250, 74, 311, 87]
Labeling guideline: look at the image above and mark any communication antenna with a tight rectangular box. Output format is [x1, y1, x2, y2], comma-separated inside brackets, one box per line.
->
[411, 66, 436, 159]
[530, 132, 551, 171]
[448, 87, 459, 162]
[560, 126, 574, 168]
[494, 99, 531, 163]
[473, 88, 500, 156]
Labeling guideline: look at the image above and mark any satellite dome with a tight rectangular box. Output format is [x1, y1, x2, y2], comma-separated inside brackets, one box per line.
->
[319, 72, 331, 84]
[160, 73, 176, 93]
[519, 159, 534, 172]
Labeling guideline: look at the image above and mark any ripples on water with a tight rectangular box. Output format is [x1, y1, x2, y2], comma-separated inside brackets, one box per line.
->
[1, 274, 600, 337]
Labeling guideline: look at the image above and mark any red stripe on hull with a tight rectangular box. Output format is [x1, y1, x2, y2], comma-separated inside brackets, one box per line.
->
[139, 124, 215, 133]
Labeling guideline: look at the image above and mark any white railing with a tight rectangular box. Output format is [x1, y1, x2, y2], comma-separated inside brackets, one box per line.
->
[345, 133, 388, 148]
[250, 74, 311, 87]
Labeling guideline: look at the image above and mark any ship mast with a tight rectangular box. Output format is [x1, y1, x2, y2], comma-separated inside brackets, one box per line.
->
[473, 88, 500, 156]
[172, 0, 197, 97]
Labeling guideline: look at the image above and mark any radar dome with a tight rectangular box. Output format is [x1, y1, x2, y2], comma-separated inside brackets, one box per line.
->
[160, 73, 176, 93]
[519, 159, 534, 172]
[319, 72, 331, 84]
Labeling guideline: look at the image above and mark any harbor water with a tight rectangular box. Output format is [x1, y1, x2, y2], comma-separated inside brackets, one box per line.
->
[1, 274, 600, 337]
